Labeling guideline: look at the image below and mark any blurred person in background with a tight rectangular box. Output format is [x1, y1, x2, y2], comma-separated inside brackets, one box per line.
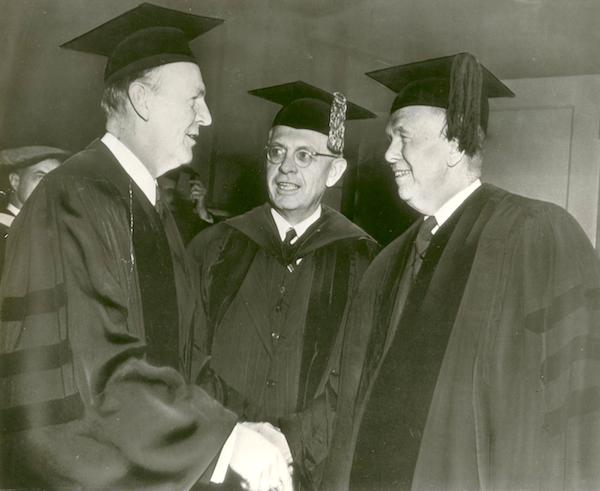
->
[0, 146, 69, 276]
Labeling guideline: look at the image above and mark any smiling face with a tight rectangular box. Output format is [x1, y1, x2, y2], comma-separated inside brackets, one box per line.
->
[144, 62, 212, 176]
[384, 105, 462, 215]
[266, 125, 347, 225]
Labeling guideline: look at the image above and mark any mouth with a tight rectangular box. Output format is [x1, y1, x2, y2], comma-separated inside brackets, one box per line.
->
[186, 133, 199, 143]
[393, 168, 412, 178]
[275, 181, 300, 192]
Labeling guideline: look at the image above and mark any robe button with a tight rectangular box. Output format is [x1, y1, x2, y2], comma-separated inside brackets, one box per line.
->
[275, 303, 282, 313]
[271, 332, 280, 341]
[266, 379, 277, 388]
[279, 285, 286, 294]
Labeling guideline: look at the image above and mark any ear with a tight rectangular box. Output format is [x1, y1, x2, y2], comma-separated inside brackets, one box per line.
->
[8, 172, 20, 193]
[446, 137, 465, 168]
[127, 81, 151, 122]
[326, 157, 347, 187]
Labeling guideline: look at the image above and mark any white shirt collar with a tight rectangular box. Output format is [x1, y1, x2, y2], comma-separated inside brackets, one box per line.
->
[101, 132, 157, 205]
[7, 203, 20, 217]
[430, 179, 482, 234]
[271, 206, 322, 242]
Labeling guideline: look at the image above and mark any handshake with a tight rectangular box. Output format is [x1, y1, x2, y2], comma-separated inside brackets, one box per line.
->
[219, 421, 294, 491]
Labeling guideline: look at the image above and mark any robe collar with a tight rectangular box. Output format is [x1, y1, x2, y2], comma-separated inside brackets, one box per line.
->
[101, 132, 157, 206]
[431, 179, 482, 234]
[270, 206, 322, 242]
[6, 203, 19, 217]
[225, 203, 374, 260]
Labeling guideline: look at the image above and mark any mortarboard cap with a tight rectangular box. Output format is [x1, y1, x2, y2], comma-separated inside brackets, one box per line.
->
[60, 3, 224, 84]
[0, 146, 71, 170]
[366, 53, 514, 155]
[249, 81, 376, 154]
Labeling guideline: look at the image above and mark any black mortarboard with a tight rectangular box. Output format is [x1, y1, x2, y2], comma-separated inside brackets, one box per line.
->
[60, 3, 224, 84]
[366, 53, 514, 155]
[249, 81, 376, 154]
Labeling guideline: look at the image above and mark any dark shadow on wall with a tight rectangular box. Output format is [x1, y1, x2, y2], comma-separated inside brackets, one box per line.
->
[207, 154, 267, 217]
[353, 157, 419, 246]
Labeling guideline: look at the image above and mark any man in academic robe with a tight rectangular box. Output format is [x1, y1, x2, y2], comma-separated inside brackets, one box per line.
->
[0, 146, 69, 276]
[0, 5, 292, 490]
[323, 52, 600, 490]
[188, 82, 379, 489]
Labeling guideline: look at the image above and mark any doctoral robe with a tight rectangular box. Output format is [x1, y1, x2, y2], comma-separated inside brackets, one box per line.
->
[324, 184, 600, 490]
[188, 204, 379, 488]
[0, 205, 15, 279]
[0, 140, 236, 490]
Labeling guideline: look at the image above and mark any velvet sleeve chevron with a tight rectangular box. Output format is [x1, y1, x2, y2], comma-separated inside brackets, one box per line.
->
[511, 205, 600, 487]
[0, 171, 235, 489]
[472, 202, 600, 489]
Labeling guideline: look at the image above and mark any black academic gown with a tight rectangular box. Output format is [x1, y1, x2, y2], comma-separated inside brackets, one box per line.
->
[0, 140, 236, 490]
[0, 205, 16, 279]
[188, 204, 380, 488]
[324, 184, 600, 491]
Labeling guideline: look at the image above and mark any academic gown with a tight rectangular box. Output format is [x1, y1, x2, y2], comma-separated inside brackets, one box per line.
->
[0, 140, 236, 490]
[188, 204, 379, 488]
[0, 205, 16, 279]
[323, 184, 600, 491]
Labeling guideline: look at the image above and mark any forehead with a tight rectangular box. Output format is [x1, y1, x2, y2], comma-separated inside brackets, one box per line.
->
[387, 105, 447, 132]
[270, 125, 328, 149]
[155, 61, 205, 92]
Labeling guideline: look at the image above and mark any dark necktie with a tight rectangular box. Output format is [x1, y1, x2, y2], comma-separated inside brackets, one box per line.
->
[281, 227, 298, 269]
[155, 186, 166, 218]
[412, 216, 437, 279]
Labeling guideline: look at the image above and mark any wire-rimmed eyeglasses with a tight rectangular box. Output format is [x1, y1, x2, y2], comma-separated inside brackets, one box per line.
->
[264, 144, 339, 168]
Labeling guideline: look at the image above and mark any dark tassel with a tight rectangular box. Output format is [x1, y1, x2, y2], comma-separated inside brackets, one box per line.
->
[447, 52, 483, 156]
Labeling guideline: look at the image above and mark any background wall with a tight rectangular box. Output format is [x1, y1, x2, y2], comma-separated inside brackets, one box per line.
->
[1, 0, 599, 244]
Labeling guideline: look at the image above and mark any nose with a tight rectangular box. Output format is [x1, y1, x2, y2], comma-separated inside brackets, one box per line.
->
[278, 150, 298, 174]
[384, 138, 402, 164]
[195, 99, 212, 127]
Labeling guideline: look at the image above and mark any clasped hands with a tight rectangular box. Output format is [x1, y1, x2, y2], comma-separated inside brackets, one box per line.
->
[229, 421, 294, 491]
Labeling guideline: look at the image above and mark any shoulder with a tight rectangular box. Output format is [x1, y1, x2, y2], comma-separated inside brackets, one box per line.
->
[44, 142, 116, 193]
[321, 206, 376, 240]
[39, 141, 124, 211]
[479, 186, 600, 293]
[358, 228, 413, 287]
[187, 221, 237, 264]
[482, 186, 590, 246]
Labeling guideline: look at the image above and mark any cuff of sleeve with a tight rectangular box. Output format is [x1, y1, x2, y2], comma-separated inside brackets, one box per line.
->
[210, 423, 239, 483]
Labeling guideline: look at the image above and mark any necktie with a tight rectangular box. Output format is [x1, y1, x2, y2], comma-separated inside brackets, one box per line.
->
[412, 216, 437, 279]
[282, 227, 298, 268]
[155, 186, 166, 218]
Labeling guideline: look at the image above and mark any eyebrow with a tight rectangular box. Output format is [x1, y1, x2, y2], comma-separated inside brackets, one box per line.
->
[387, 119, 409, 136]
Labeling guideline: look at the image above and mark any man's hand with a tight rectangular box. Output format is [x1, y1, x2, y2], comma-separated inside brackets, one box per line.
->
[190, 180, 208, 204]
[189, 179, 214, 223]
[229, 423, 294, 491]
[240, 421, 293, 466]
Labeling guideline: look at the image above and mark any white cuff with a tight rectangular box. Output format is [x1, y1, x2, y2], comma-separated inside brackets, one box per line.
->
[210, 423, 240, 483]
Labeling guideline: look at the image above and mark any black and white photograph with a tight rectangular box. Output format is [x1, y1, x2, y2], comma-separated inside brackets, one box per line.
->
[1, 1, 600, 489]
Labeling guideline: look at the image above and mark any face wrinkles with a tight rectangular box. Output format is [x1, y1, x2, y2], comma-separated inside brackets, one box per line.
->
[145, 62, 211, 176]
[384, 105, 455, 215]
[266, 126, 341, 225]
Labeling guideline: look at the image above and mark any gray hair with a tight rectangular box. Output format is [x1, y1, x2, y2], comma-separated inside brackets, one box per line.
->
[100, 66, 162, 120]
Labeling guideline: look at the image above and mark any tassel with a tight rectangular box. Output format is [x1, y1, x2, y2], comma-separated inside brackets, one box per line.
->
[327, 92, 347, 155]
[447, 53, 483, 156]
